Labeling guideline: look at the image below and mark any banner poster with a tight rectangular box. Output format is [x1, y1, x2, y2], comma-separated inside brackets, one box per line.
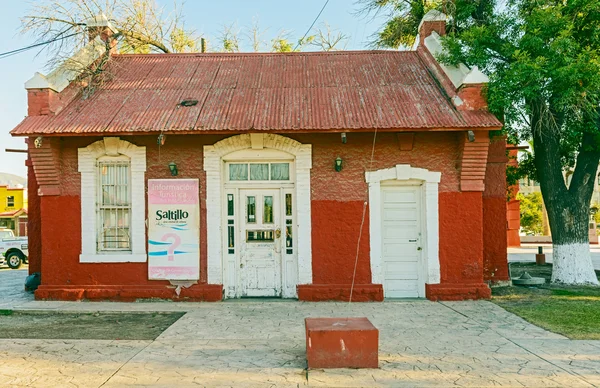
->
[148, 179, 200, 280]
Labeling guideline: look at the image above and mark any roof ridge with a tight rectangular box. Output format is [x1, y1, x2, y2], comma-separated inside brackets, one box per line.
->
[112, 50, 414, 58]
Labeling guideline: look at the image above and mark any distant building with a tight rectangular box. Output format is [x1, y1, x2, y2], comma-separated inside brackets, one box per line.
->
[0, 185, 28, 236]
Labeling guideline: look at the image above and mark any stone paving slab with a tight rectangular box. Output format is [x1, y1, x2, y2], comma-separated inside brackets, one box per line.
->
[0, 339, 150, 387]
[1, 300, 599, 387]
[0, 268, 34, 310]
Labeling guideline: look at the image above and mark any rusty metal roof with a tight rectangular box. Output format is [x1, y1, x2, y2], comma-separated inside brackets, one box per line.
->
[11, 51, 501, 136]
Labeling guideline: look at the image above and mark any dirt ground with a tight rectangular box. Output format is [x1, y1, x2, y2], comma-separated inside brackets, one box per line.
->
[0, 311, 184, 340]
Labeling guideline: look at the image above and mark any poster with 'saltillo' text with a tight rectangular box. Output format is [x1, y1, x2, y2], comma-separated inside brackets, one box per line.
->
[148, 179, 200, 280]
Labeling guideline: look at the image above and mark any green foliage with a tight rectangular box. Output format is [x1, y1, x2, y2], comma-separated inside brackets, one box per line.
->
[441, 0, 600, 161]
[517, 192, 544, 235]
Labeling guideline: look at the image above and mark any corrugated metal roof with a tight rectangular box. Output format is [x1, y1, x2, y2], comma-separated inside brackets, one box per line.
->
[11, 51, 502, 136]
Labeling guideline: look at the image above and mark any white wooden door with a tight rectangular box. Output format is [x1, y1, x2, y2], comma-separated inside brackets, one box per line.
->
[381, 186, 423, 298]
[239, 189, 282, 297]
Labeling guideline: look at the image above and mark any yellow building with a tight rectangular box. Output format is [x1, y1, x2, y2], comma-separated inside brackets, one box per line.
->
[0, 185, 28, 236]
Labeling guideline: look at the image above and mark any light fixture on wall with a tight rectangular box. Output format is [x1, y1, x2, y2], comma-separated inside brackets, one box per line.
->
[157, 133, 166, 146]
[334, 157, 343, 172]
[467, 130, 475, 142]
[168, 162, 178, 176]
[341, 132, 347, 144]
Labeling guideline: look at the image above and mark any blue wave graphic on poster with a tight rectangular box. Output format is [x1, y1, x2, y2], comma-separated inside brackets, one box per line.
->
[148, 251, 189, 256]
[148, 240, 172, 246]
[170, 226, 189, 231]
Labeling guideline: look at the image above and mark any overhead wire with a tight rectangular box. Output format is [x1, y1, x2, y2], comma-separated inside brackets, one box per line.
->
[0, 30, 83, 60]
[294, 0, 331, 51]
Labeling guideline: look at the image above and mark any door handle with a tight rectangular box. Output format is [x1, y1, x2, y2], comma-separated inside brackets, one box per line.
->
[275, 228, 281, 239]
[240, 263, 244, 268]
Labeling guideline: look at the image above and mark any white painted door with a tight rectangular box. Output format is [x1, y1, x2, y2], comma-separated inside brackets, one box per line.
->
[381, 186, 423, 298]
[239, 189, 282, 297]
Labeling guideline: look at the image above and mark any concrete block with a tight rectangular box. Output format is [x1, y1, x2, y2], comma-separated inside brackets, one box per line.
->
[305, 317, 378, 369]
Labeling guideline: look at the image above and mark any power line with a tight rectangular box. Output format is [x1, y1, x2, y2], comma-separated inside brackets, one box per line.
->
[294, 0, 331, 51]
[0, 31, 82, 60]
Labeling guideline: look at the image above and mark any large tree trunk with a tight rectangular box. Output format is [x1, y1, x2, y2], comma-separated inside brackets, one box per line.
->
[532, 106, 599, 285]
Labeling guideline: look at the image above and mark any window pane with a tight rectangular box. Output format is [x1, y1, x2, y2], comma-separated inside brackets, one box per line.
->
[271, 163, 290, 180]
[229, 164, 248, 180]
[247, 196, 256, 223]
[286, 225, 293, 249]
[285, 194, 292, 216]
[264, 196, 273, 224]
[99, 208, 130, 250]
[228, 225, 235, 249]
[227, 194, 234, 216]
[246, 230, 274, 242]
[98, 161, 131, 252]
[250, 164, 269, 180]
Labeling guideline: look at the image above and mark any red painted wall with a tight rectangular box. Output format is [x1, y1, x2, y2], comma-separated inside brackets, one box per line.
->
[34, 131, 497, 301]
[27, 156, 41, 275]
[483, 136, 510, 282]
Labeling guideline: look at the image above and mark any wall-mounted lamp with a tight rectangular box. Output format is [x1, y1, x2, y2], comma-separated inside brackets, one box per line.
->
[467, 130, 475, 142]
[334, 157, 343, 172]
[34, 137, 43, 149]
[341, 132, 347, 144]
[157, 133, 166, 146]
[168, 162, 178, 176]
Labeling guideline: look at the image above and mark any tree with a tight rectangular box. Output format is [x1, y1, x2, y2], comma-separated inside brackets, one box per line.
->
[517, 192, 544, 235]
[362, 0, 600, 285]
[21, 0, 199, 59]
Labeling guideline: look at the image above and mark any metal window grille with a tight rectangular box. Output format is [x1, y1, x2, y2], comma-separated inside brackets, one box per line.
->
[97, 161, 131, 252]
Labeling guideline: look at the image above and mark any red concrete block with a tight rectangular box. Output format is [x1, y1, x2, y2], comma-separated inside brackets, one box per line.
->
[305, 317, 378, 369]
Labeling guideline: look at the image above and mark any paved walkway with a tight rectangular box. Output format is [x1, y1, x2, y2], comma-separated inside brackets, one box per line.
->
[2, 298, 599, 387]
[509, 244, 600, 270]
[0, 268, 34, 310]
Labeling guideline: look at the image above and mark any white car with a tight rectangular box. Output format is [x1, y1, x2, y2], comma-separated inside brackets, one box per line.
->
[0, 228, 29, 269]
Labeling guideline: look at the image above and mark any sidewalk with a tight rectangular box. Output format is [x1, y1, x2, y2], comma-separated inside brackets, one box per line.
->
[509, 243, 600, 270]
[2, 299, 600, 387]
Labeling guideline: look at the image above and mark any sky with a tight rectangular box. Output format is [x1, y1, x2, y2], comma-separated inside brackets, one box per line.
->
[0, 0, 385, 180]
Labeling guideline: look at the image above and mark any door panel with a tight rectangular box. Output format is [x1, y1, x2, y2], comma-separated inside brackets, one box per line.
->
[240, 189, 282, 297]
[381, 186, 422, 298]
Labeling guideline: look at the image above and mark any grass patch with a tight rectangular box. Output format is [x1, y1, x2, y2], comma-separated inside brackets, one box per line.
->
[492, 262, 600, 340]
[0, 312, 185, 340]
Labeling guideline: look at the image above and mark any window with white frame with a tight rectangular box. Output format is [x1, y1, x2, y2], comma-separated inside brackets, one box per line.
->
[97, 160, 131, 252]
[79, 137, 146, 263]
[6, 196, 15, 208]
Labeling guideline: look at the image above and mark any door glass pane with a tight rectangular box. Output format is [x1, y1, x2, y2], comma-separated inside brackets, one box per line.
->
[229, 164, 248, 181]
[285, 194, 292, 216]
[227, 194, 234, 216]
[264, 196, 273, 224]
[286, 220, 293, 252]
[247, 196, 256, 223]
[247, 230, 274, 242]
[250, 164, 269, 180]
[271, 163, 290, 180]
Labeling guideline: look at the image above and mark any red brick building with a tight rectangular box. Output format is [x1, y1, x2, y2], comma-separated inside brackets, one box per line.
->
[11, 11, 509, 302]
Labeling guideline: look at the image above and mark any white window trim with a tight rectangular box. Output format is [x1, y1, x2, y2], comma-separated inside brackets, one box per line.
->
[78, 137, 146, 263]
[366, 164, 441, 286]
[204, 134, 312, 288]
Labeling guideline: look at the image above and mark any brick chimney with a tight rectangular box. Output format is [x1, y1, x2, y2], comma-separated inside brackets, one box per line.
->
[418, 10, 447, 46]
[24, 13, 118, 116]
[86, 13, 118, 53]
[417, 10, 490, 112]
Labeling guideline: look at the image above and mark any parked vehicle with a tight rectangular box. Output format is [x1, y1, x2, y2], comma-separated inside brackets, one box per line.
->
[0, 228, 29, 269]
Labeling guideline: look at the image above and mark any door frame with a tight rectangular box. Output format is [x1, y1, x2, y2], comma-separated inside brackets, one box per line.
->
[204, 134, 312, 299]
[366, 165, 442, 297]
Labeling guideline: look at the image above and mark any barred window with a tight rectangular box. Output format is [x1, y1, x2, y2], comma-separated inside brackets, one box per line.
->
[97, 160, 131, 252]
[6, 196, 14, 208]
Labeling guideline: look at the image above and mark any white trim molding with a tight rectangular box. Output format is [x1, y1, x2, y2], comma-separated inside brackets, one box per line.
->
[204, 134, 313, 289]
[366, 164, 441, 289]
[78, 137, 146, 263]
